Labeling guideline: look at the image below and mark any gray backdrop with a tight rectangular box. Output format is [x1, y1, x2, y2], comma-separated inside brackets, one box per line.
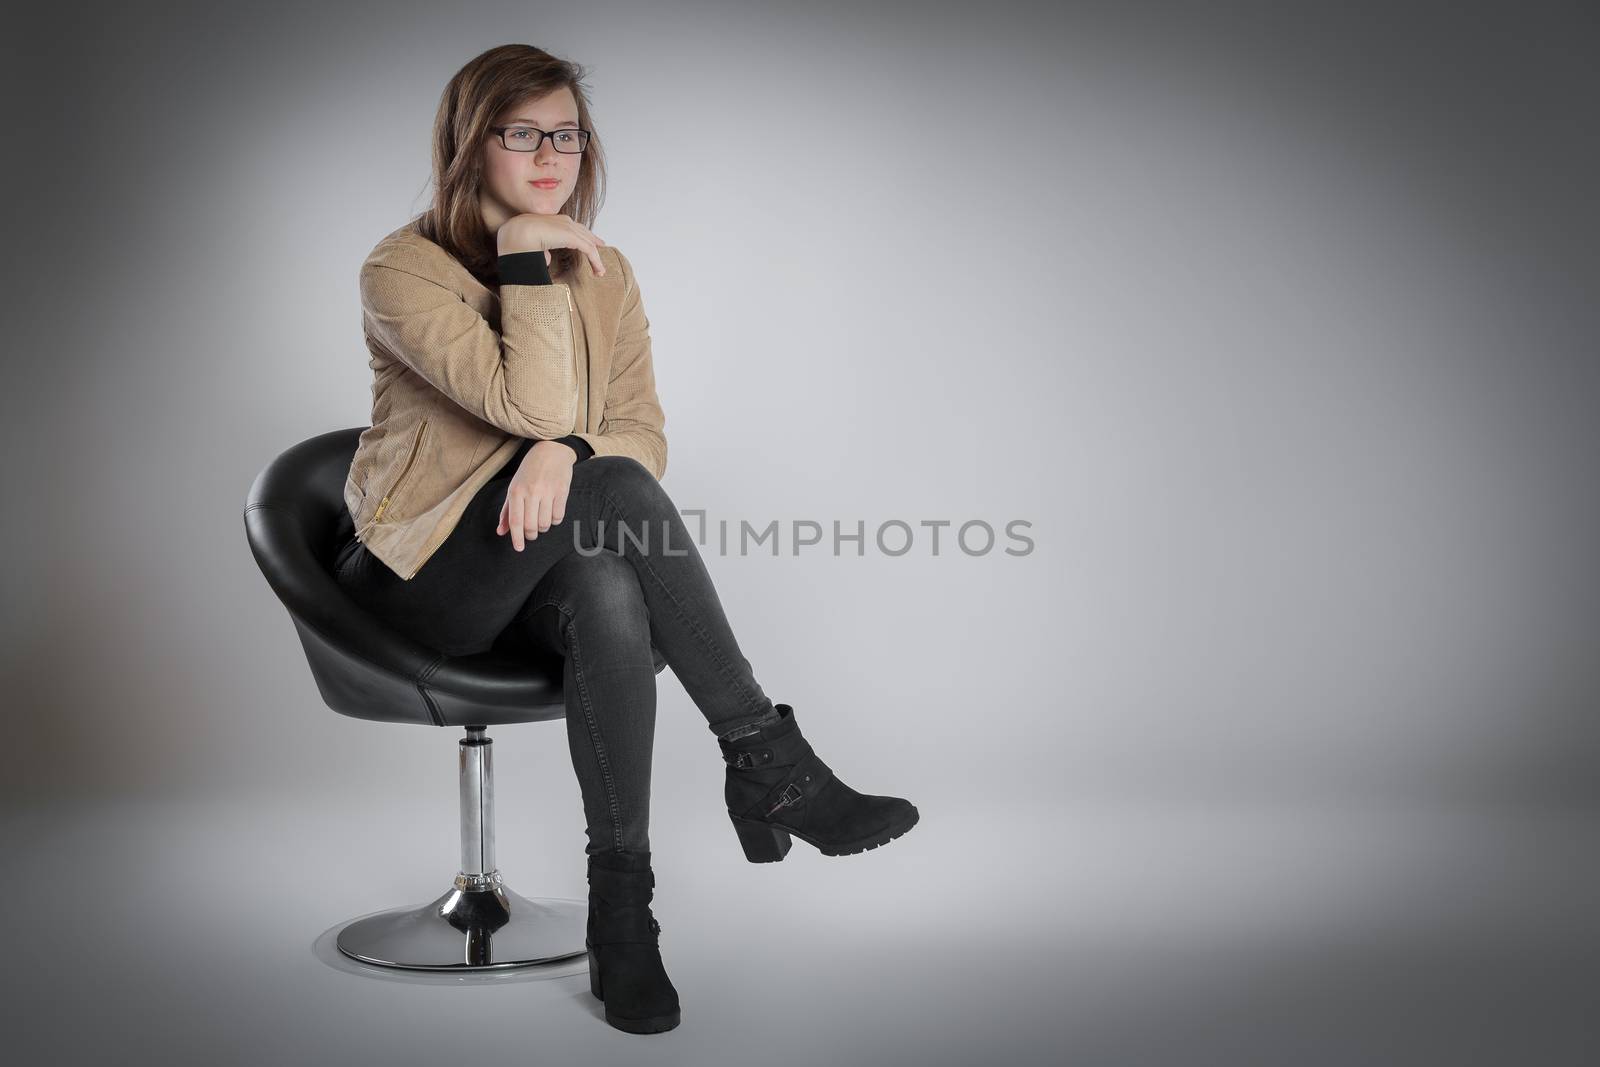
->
[5, 1, 1596, 1064]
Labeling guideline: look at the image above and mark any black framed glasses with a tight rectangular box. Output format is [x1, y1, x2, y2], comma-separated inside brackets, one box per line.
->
[489, 125, 592, 154]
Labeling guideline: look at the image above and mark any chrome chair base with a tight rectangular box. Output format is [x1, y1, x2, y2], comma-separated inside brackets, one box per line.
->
[337, 874, 587, 971]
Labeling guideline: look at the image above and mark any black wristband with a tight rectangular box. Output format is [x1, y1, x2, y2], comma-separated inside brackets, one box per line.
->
[552, 434, 596, 462]
[497, 250, 552, 286]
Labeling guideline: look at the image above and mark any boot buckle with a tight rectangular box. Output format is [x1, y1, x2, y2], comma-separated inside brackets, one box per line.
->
[765, 782, 803, 816]
[723, 749, 773, 769]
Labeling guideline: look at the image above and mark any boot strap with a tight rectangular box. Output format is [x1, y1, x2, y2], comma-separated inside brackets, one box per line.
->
[587, 869, 655, 898]
[590, 904, 662, 945]
[722, 728, 814, 770]
[723, 748, 774, 769]
[756, 751, 835, 817]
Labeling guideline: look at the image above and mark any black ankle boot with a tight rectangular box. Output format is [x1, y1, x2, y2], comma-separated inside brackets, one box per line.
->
[586, 850, 681, 1034]
[717, 703, 920, 862]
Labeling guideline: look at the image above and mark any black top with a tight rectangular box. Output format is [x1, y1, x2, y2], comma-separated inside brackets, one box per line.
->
[494, 250, 597, 463]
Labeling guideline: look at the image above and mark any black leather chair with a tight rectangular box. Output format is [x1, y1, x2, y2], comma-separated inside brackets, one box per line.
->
[244, 428, 666, 971]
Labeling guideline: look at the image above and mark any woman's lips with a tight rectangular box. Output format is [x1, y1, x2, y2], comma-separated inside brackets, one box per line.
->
[530, 180, 559, 189]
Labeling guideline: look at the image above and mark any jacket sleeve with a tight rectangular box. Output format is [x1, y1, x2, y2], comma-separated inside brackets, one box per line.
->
[359, 258, 579, 440]
[495, 252, 595, 462]
[571, 248, 668, 480]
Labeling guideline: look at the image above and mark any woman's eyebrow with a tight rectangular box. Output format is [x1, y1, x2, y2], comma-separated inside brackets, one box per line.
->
[505, 118, 579, 128]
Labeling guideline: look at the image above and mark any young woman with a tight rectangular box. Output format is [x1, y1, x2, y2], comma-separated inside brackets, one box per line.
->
[331, 44, 919, 1034]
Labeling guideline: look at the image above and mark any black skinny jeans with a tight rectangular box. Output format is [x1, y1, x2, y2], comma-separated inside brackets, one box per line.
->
[333, 441, 778, 855]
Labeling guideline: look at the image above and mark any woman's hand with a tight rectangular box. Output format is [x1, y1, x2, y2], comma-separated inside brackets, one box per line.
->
[496, 441, 578, 551]
[496, 213, 607, 277]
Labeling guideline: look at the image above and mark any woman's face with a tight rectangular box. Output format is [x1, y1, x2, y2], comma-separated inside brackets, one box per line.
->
[479, 86, 583, 229]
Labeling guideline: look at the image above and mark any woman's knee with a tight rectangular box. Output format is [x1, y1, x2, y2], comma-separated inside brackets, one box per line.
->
[584, 454, 671, 511]
[563, 551, 650, 636]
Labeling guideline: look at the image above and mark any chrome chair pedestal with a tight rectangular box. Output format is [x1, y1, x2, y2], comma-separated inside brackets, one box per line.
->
[335, 726, 586, 970]
[336, 878, 586, 970]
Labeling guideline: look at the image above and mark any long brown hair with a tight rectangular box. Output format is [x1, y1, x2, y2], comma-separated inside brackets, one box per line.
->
[414, 44, 607, 286]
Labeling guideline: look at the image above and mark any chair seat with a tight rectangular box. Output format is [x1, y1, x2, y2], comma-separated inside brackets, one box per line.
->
[245, 428, 665, 728]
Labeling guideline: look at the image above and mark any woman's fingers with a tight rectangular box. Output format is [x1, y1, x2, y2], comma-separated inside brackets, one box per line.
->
[581, 236, 605, 276]
[567, 216, 604, 247]
[526, 493, 553, 539]
[504, 467, 575, 551]
[517, 492, 550, 545]
[561, 219, 605, 275]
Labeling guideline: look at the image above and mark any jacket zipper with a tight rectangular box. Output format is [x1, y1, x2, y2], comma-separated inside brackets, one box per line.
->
[403, 434, 519, 581]
[359, 418, 429, 534]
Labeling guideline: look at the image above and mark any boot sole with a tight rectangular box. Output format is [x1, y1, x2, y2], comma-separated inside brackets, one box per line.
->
[729, 805, 920, 861]
[587, 943, 682, 1034]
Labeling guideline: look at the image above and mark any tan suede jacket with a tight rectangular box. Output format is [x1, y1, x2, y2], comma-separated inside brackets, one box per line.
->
[344, 221, 668, 581]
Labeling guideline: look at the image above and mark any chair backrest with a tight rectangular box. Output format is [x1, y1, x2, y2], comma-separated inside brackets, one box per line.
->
[243, 428, 572, 728]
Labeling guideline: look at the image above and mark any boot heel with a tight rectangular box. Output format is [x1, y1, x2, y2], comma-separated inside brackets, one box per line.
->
[587, 943, 603, 1000]
[729, 813, 793, 863]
